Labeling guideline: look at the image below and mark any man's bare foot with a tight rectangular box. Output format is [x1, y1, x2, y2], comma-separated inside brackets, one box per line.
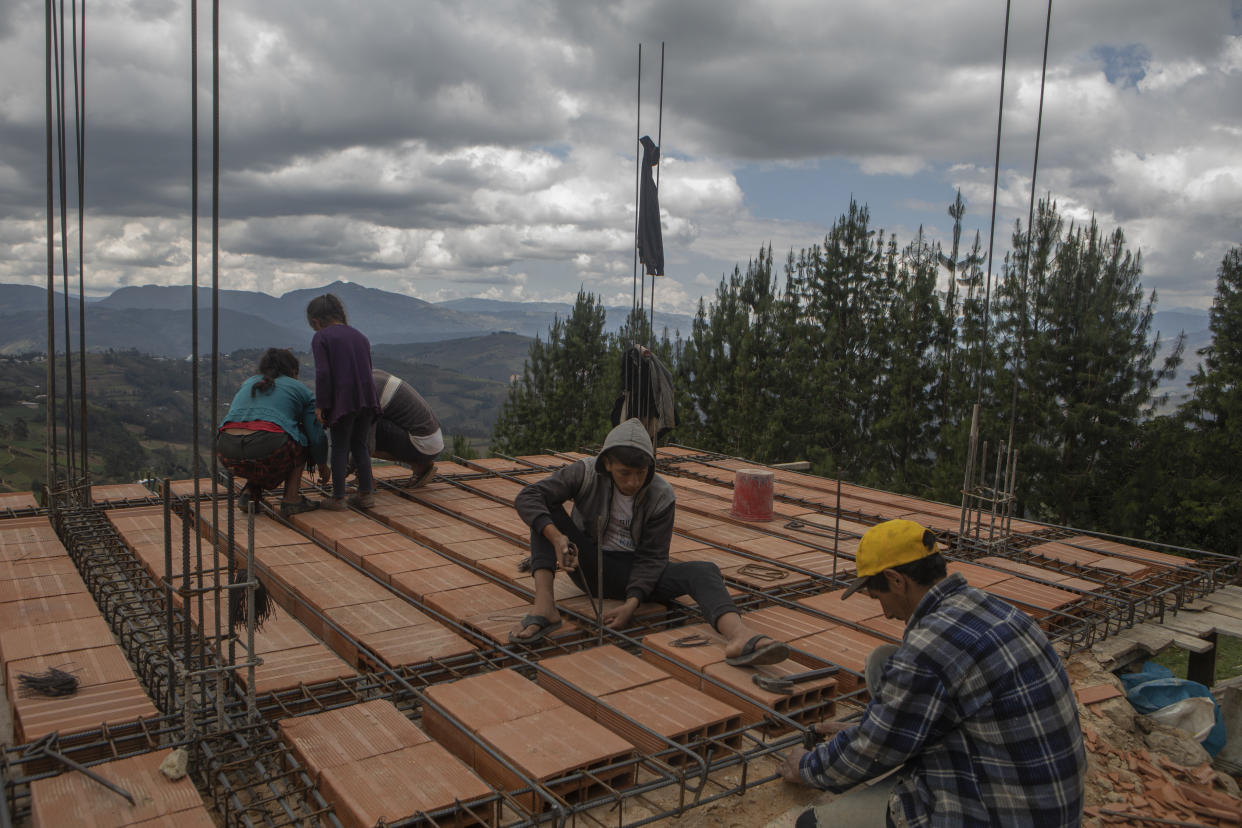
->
[509, 608, 562, 644]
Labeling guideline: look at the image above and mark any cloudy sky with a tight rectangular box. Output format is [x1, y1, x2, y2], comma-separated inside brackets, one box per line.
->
[1, 0, 1239, 314]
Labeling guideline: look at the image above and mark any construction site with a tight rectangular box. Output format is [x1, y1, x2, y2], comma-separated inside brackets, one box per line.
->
[10, 1, 1242, 825]
[1, 441, 1241, 827]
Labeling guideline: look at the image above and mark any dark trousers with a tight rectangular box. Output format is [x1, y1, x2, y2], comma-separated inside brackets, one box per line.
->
[374, 418, 437, 469]
[329, 409, 375, 499]
[529, 509, 739, 628]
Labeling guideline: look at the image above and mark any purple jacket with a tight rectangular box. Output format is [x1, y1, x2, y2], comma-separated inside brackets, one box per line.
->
[310, 323, 380, 426]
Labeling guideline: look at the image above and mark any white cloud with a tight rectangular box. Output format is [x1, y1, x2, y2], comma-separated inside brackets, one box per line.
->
[0, 0, 1236, 315]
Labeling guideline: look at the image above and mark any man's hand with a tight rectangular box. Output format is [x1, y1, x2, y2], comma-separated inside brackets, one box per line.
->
[542, 525, 576, 572]
[779, 746, 808, 783]
[603, 598, 639, 629]
[315, 407, 326, 425]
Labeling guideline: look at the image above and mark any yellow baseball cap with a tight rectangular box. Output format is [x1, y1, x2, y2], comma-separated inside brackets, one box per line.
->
[841, 519, 938, 599]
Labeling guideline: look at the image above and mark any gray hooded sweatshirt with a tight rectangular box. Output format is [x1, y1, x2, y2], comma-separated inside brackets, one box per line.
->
[513, 418, 675, 603]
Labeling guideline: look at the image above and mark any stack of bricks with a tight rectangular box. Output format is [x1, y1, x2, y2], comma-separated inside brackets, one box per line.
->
[0, 516, 158, 746]
[422, 669, 637, 813]
[537, 644, 743, 762]
[279, 699, 495, 828]
[29, 749, 216, 827]
[641, 624, 837, 729]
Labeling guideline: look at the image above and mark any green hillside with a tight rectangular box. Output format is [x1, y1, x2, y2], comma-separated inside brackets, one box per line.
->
[0, 340, 517, 493]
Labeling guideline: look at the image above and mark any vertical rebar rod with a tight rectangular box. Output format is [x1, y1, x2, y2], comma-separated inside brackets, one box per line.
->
[631, 43, 641, 322]
[189, 0, 206, 714]
[180, 500, 193, 738]
[832, 477, 841, 583]
[226, 472, 235, 667]
[976, 0, 1012, 404]
[1003, 0, 1052, 540]
[162, 479, 174, 711]
[210, 0, 223, 727]
[988, 441, 1004, 545]
[245, 503, 256, 714]
[976, 440, 989, 542]
[958, 403, 980, 546]
[44, 0, 57, 494]
[1006, 450, 1020, 537]
[54, 0, 77, 483]
[72, 0, 88, 487]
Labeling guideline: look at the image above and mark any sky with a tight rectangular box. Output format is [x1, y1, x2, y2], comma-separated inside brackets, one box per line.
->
[0, 0, 1239, 316]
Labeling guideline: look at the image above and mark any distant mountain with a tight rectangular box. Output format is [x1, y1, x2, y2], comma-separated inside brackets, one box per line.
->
[0, 305, 307, 357]
[0, 284, 64, 314]
[0, 281, 695, 357]
[374, 332, 533, 384]
[97, 281, 496, 348]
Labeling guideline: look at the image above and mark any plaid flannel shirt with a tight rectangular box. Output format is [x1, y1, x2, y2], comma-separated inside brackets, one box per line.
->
[800, 572, 1086, 827]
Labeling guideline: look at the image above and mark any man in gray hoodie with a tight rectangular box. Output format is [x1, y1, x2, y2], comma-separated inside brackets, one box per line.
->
[511, 418, 789, 666]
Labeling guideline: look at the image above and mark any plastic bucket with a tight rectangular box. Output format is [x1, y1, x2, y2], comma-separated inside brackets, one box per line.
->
[731, 468, 774, 522]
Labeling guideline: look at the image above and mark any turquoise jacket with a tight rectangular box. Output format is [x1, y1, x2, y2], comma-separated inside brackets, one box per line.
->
[219, 375, 328, 465]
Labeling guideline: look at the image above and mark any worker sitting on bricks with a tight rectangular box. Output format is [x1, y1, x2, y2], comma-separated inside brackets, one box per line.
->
[779, 519, 1087, 827]
[510, 417, 790, 667]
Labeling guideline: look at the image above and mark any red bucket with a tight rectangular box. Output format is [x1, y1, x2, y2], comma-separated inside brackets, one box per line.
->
[731, 468, 774, 522]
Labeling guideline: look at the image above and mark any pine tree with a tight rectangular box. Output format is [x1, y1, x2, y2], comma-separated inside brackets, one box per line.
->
[872, 228, 943, 491]
[996, 201, 1178, 525]
[490, 289, 613, 454]
[680, 246, 780, 459]
[1177, 246, 1242, 554]
[793, 200, 892, 477]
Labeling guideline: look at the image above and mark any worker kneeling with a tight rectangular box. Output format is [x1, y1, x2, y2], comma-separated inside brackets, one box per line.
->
[510, 418, 788, 667]
[781, 519, 1086, 827]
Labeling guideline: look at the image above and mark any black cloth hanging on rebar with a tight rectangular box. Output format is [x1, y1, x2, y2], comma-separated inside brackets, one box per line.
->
[637, 136, 664, 277]
[611, 344, 678, 439]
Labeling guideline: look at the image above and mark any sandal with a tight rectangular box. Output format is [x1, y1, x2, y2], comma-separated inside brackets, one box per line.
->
[724, 634, 790, 667]
[404, 464, 437, 489]
[280, 496, 320, 517]
[508, 614, 563, 645]
[238, 486, 264, 511]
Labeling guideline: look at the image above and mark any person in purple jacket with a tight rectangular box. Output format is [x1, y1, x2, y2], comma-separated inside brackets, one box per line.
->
[306, 294, 380, 510]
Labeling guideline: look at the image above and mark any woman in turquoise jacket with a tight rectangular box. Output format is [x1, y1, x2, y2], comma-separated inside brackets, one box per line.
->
[217, 348, 328, 516]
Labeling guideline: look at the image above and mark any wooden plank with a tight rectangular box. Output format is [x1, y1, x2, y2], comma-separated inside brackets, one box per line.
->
[1191, 602, 1242, 625]
[1162, 616, 1220, 638]
[1172, 634, 1216, 655]
[1181, 611, 1242, 640]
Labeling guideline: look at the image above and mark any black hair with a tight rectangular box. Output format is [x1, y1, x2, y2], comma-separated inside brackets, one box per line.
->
[605, 445, 652, 469]
[252, 348, 299, 396]
[306, 293, 347, 327]
[862, 552, 947, 593]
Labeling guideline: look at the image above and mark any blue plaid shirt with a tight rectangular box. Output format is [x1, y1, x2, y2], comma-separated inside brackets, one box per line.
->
[799, 573, 1086, 827]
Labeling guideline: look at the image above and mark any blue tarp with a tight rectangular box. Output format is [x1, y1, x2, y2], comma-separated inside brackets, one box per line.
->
[1120, 662, 1225, 757]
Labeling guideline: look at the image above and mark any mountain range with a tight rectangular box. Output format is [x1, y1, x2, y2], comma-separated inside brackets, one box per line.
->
[0, 282, 696, 358]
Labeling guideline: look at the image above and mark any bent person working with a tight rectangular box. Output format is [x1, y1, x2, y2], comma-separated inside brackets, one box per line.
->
[371, 368, 442, 488]
[510, 418, 789, 667]
[781, 519, 1087, 828]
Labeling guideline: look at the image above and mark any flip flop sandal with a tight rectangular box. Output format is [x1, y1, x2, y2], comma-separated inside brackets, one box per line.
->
[507, 614, 563, 645]
[724, 634, 790, 667]
[405, 464, 437, 489]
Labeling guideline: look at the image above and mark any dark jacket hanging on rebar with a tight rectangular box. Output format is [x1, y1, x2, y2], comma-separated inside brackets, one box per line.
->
[637, 136, 664, 277]
[612, 344, 677, 442]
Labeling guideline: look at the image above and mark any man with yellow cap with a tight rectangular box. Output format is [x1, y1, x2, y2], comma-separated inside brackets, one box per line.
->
[780, 519, 1086, 827]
